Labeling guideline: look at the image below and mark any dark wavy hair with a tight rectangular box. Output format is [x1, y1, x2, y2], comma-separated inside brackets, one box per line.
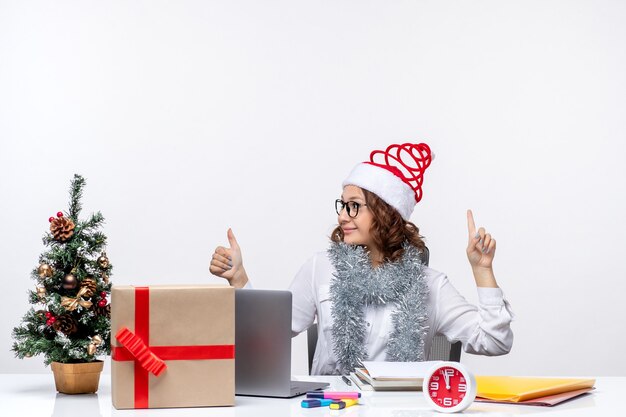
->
[330, 188, 426, 262]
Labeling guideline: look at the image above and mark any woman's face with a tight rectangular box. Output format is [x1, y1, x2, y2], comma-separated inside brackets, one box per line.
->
[338, 185, 376, 249]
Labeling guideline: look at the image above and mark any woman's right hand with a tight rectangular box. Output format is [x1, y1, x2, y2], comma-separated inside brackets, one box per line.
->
[209, 228, 249, 288]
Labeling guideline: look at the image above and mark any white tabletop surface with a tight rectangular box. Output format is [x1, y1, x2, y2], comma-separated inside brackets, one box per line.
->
[0, 374, 619, 417]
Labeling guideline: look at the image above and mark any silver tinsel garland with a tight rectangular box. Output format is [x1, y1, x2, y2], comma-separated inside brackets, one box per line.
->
[328, 242, 430, 374]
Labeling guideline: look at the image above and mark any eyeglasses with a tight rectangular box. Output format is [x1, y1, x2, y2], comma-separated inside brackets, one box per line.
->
[335, 199, 367, 218]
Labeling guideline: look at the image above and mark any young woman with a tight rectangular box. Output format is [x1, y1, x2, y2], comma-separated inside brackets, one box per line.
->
[210, 143, 514, 375]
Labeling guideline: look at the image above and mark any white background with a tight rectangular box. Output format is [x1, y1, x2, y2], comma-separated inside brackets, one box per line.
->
[1, 1, 625, 377]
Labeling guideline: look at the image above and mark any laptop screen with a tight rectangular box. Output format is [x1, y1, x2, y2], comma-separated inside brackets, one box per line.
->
[235, 289, 293, 396]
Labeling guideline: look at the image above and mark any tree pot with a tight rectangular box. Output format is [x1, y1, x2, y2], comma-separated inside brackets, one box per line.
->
[51, 360, 104, 394]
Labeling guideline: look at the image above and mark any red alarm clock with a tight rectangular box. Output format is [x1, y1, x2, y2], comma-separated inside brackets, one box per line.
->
[422, 361, 476, 413]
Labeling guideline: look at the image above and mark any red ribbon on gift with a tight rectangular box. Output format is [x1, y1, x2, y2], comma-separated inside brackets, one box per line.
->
[115, 327, 168, 377]
[112, 286, 235, 408]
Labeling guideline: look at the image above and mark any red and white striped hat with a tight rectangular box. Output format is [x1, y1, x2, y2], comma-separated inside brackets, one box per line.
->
[342, 143, 433, 220]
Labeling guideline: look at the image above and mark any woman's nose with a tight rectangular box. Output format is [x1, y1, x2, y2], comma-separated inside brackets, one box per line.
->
[338, 207, 351, 223]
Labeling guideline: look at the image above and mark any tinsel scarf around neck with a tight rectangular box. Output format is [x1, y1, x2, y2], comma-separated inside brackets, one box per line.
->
[327, 242, 430, 374]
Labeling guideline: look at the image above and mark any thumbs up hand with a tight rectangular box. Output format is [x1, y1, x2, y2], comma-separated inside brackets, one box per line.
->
[209, 228, 249, 288]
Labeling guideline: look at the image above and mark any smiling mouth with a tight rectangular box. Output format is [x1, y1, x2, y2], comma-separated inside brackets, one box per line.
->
[342, 228, 356, 233]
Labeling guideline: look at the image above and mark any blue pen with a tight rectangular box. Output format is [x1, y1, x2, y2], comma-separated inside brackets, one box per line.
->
[301, 399, 334, 408]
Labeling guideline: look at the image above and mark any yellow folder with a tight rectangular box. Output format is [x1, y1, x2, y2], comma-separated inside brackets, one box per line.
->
[476, 376, 596, 402]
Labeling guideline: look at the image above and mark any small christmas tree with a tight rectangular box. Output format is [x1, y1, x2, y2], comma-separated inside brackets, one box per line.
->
[12, 174, 112, 364]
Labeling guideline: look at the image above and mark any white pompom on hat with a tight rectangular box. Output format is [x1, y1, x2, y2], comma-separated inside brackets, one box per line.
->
[342, 143, 433, 220]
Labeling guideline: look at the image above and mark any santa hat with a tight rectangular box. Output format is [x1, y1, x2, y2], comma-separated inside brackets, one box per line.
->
[342, 143, 433, 220]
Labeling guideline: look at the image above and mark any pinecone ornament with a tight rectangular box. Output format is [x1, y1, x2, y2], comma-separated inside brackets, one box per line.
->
[80, 277, 97, 298]
[52, 314, 78, 335]
[93, 302, 111, 318]
[50, 217, 75, 242]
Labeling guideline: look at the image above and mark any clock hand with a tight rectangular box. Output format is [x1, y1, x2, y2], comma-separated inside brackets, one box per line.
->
[443, 371, 450, 390]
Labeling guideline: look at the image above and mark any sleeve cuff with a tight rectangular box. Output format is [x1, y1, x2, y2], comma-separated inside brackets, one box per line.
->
[477, 287, 505, 305]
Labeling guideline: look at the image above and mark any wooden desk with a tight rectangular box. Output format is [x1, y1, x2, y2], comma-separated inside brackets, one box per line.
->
[0, 374, 617, 416]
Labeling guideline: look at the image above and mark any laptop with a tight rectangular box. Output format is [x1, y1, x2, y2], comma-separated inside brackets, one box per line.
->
[235, 289, 329, 397]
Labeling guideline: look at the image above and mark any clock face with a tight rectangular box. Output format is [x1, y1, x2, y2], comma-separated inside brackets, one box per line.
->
[425, 365, 471, 410]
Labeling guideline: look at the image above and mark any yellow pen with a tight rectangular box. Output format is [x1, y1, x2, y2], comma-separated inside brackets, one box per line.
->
[329, 398, 359, 410]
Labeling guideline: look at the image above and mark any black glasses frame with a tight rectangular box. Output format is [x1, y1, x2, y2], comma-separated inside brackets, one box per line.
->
[335, 199, 367, 218]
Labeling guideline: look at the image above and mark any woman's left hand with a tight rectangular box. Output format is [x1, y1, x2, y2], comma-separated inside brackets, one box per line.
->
[466, 210, 498, 288]
[466, 209, 496, 270]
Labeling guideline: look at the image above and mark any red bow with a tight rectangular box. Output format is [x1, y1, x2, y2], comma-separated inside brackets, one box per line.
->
[115, 327, 167, 376]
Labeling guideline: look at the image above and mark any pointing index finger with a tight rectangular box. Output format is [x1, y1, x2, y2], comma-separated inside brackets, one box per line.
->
[467, 209, 477, 237]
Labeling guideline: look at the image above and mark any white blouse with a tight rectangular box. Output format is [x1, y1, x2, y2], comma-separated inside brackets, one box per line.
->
[287, 251, 515, 375]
